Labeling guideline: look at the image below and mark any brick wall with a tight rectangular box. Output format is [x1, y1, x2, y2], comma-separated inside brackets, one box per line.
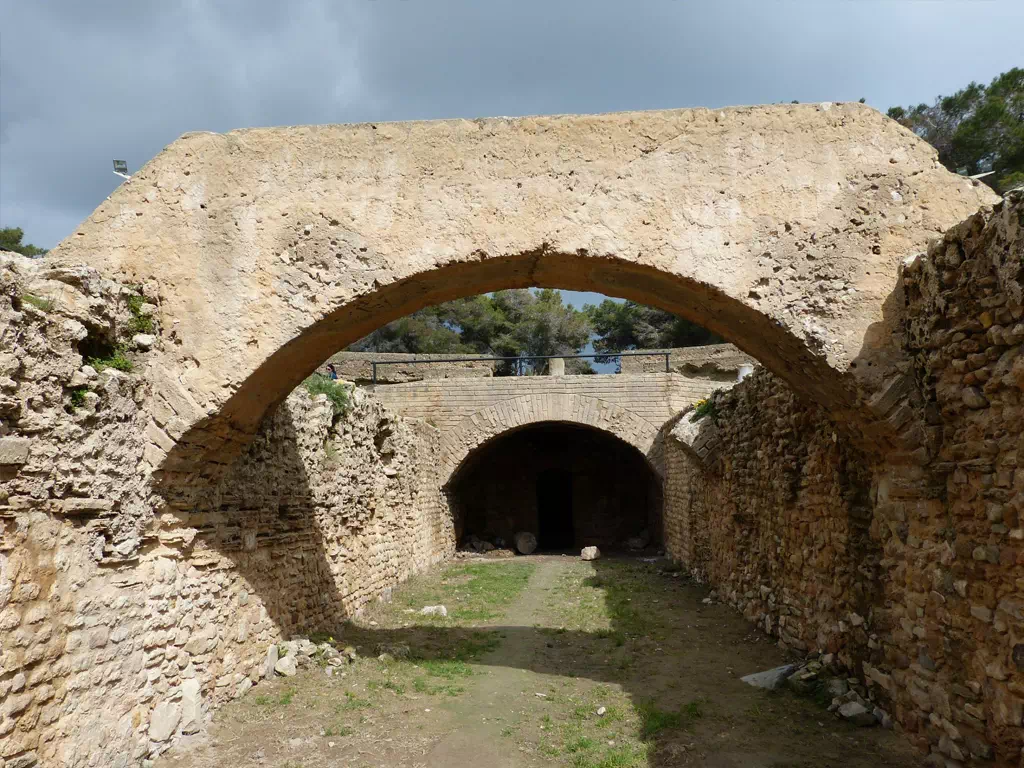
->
[371, 372, 723, 433]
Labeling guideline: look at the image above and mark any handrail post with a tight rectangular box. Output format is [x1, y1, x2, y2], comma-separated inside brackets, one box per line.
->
[664, 352, 670, 373]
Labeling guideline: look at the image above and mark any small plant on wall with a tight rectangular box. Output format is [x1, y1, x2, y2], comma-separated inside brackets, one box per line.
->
[689, 397, 718, 423]
[303, 373, 352, 418]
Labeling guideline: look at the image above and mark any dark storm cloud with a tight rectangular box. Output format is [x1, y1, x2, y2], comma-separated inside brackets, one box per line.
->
[1, 0, 1022, 248]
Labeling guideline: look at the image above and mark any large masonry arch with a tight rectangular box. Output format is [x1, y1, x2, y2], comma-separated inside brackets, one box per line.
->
[438, 392, 663, 487]
[46, 104, 994, 480]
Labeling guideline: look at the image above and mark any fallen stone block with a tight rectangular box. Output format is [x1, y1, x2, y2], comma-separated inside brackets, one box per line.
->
[581, 546, 601, 561]
[740, 664, 798, 690]
[274, 655, 297, 677]
[837, 700, 878, 727]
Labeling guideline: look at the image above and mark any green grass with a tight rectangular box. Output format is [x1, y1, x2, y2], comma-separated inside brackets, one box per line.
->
[323, 724, 353, 737]
[87, 345, 133, 373]
[125, 293, 154, 334]
[253, 688, 296, 707]
[338, 691, 370, 711]
[303, 373, 351, 417]
[386, 562, 536, 624]
[69, 387, 89, 409]
[22, 294, 54, 312]
[689, 394, 722, 423]
[637, 697, 704, 739]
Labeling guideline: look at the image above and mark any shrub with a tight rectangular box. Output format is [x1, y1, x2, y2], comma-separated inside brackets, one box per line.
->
[88, 346, 133, 373]
[303, 373, 350, 417]
[689, 397, 717, 423]
[69, 387, 89, 408]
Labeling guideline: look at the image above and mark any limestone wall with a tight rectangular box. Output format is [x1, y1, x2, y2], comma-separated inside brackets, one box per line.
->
[325, 351, 496, 384]
[663, 191, 1023, 766]
[663, 372, 875, 660]
[0, 254, 453, 767]
[619, 343, 755, 379]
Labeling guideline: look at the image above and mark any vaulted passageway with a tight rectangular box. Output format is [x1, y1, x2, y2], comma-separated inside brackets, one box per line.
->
[448, 422, 662, 552]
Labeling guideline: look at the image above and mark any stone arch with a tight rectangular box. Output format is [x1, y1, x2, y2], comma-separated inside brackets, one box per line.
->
[46, 103, 995, 482]
[439, 393, 662, 487]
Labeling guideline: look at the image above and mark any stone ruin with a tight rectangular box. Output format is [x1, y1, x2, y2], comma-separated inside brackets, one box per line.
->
[0, 105, 1021, 766]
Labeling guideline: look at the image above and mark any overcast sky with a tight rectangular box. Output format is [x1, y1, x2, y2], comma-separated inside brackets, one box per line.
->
[1, 0, 1021, 261]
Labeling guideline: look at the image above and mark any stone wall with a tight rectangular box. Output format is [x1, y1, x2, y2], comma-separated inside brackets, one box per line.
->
[619, 343, 755, 379]
[663, 372, 876, 662]
[0, 254, 453, 767]
[663, 192, 1023, 766]
[371, 372, 721, 434]
[325, 351, 496, 384]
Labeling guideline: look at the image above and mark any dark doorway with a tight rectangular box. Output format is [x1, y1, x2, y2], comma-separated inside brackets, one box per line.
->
[537, 468, 574, 550]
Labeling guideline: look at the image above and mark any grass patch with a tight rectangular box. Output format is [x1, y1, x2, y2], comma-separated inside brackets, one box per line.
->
[323, 724, 352, 737]
[87, 345, 133, 373]
[637, 697, 705, 738]
[22, 294, 54, 312]
[254, 688, 296, 707]
[338, 691, 370, 711]
[303, 373, 351, 417]
[125, 293, 154, 334]
[384, 562, 536, 625]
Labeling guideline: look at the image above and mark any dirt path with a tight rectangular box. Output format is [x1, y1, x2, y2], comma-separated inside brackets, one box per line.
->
[155, 556, 924, 768]
[421, 558, 561, 767]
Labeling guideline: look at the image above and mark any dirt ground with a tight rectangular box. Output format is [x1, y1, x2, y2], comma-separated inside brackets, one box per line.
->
[155, 556, 923, 768]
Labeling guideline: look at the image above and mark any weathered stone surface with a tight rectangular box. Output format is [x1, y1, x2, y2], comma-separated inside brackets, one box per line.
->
[274, 655, 297, 677]
[148, 701, 181, 742]
[0, 437, 31, 464]
[580, 546, 601, 561]
[179, 679, 203, 735]
[263, 645, 279, 680]
[838, 701, 877, 727]
[374, 375, 708, 485]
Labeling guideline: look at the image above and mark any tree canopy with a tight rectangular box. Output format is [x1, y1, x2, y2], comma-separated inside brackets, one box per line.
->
[887, 68, 1024, 193]
[584, 299, 721, 354]
[0, 227, 47, 257]
[350, 289, 721, 373]
[350, 288, 596, 373]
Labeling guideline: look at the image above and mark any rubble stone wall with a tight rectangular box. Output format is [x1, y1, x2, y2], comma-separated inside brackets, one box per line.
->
[663, 192, 1023, 766]
[0, 254, 453, 767]
[324, 351, 496, 384]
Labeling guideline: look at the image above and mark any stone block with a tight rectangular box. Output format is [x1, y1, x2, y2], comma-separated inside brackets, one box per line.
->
[0, 437, 30, 465]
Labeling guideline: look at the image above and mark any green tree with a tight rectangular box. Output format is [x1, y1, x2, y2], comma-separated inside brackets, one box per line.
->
[584, 299, 721, 356]
[350, 289, 594, 374]
[0, 227, 47, 257]
[887, 68, 1024, 193]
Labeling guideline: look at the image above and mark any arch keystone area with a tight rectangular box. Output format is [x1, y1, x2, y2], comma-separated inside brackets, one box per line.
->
[45, 103, 996, 479]
[439, 393, 661, 485]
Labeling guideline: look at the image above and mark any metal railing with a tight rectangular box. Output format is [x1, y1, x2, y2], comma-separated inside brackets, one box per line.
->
[369, 350, 671, 384]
